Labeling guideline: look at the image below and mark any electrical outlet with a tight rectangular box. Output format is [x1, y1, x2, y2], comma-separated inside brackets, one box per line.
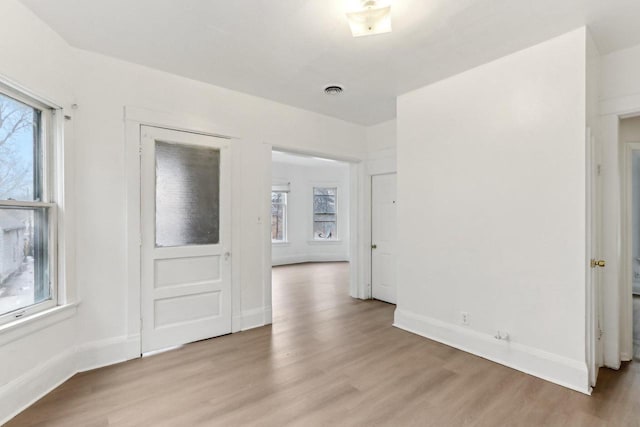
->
[461, 312, 469, 326]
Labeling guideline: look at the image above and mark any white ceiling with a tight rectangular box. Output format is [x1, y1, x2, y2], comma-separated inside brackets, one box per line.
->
[19, 0, 640, 125]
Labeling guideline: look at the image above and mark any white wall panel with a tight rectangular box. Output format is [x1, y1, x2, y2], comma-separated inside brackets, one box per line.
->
[396, 28, 589, 392]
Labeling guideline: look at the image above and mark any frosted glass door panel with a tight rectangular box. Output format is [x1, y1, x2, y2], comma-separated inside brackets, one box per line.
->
[155, 141, 220, 247]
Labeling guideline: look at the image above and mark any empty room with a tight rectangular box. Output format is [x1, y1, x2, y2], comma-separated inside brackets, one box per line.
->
[1, 0, 640, 426]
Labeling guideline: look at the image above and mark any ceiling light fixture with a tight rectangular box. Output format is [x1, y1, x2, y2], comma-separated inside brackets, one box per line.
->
[346, 0, 392, 38]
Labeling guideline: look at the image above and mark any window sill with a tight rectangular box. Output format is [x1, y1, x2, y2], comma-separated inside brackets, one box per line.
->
[307, 239, 343, 245]
[272, 241, 290, 246]
[0, 302, 79, 347]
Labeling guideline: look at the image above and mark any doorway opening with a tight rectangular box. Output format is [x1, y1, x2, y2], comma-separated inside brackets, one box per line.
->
[632, 146, 640, 358]
[270, 150, 353, 320]
[623, 116, 640, 361]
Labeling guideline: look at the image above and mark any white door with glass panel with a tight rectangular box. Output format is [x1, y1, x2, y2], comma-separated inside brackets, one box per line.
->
[371, 173, 397, 304]
[141, 126, 231, 353]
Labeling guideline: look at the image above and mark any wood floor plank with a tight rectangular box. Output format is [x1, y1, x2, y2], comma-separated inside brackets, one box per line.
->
[5, 262, 640, 426]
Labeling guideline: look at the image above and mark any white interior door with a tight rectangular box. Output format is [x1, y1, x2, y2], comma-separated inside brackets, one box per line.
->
[371, 173, 397, 304]
[141, 126, 231, 353]
[586, 128, 604, 386]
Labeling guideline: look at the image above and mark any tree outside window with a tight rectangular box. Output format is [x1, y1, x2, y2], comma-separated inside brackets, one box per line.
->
[313, 187, 337, 240]
[271, 191, 287, 242]
[0, 89, 54, 322]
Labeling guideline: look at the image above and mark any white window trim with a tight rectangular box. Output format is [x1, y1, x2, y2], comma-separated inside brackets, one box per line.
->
[0, 77, 70, 329]
[0, 302, 77, 347]
[307, 239, 343, 245]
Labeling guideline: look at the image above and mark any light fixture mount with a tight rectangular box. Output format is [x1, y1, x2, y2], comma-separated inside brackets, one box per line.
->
[346, 0, 392, 38]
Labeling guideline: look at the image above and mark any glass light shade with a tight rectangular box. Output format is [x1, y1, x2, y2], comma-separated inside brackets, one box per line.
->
[346, 5, 391, 37]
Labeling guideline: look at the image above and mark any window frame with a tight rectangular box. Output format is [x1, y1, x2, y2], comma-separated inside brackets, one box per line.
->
[271, 191, 288, 243]
[312, 186, 338, 241]
[0, 83, 58, 326]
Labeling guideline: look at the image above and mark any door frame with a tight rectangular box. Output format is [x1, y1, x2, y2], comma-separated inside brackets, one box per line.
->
[599, 94, 640, 370]
[370, 172, 397, 303]
[586, 127, 604, 387]
[621, 139, 640, 362]
[124, 106, 242, 358]
[269, 146, 366, 299]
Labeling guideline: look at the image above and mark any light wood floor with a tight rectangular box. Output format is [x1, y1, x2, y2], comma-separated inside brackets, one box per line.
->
[7, 262, 640, 426]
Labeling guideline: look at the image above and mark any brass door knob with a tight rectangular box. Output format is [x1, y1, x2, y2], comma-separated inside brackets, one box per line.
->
[590, 259, 606, 268]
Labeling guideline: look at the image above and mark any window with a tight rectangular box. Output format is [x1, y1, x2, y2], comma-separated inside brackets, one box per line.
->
[313, 187, 337, 240]
[271, 191, 287, 242]
[0, 86, 56, 324]
[155, 142, 220, 247]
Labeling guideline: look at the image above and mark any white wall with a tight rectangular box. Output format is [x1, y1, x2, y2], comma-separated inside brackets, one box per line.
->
[0, 1, 79, 423]
[271, 159, 350, 266]
[601, 44, 640, 105]
[366, 119, 396, 176]
[395, 28, 591, 393]
[0, 0, 367, 423]
[71, 49, 365, 348]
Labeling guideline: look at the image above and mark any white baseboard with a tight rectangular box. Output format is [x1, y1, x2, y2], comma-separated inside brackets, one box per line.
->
[0, 347, 77, 426]
[77, 335, 141, 373]
[394, 308, 591, 395]
[1, 310, 269, 424]
[272, 255, 349, 266]
[0, 335, 141, 425]
[240, 307, 273, 331]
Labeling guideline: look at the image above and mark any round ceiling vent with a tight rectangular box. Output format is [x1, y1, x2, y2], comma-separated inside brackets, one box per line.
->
[324, 85, 344, 95]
